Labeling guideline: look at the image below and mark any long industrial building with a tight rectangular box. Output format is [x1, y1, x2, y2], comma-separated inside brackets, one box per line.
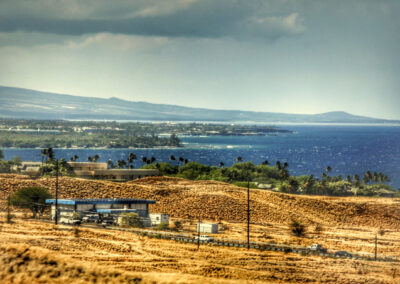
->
[46, 198, 156, 225]
[67, 162, 159, 180]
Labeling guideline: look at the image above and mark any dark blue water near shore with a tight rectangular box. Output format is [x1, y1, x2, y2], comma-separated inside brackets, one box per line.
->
[2, 125, 400, 188]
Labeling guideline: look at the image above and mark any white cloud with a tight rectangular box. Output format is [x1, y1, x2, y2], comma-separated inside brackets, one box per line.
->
[0, 0, 306, 41]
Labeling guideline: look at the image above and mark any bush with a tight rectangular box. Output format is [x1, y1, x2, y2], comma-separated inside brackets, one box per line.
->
[118, 212, 144, 228]
[156, 222, 169, 230]
[289, 219, 306, 237]
[173, 220, 183, 230]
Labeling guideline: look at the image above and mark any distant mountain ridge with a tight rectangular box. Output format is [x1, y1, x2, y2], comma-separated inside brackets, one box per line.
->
[0, 86, 398, 124]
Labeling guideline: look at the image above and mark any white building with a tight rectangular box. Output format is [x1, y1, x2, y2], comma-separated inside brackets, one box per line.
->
[197, 223, 218, 234]
[150, 213, 170, 226]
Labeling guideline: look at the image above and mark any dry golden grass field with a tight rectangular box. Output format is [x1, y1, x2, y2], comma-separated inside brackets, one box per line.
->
[1, 174, 400, 283]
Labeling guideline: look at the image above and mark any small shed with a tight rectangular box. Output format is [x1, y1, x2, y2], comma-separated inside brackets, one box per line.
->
[150, 213, 170, 226]
[197, 223, 218, 234]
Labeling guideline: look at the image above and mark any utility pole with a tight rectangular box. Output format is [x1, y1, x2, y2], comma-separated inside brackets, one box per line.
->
[197, 218, 201, 250]
[7, 195, 11, 223]
[247, 179, 250, 250]
[374, 234, 377, 261]
[55, 159, 59, 225]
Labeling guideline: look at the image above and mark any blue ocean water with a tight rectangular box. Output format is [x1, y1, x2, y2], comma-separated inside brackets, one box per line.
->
[2, 125, 400, 188]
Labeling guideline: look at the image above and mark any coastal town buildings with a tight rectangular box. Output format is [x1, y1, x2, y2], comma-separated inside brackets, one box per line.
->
[14, 161, 159, 180]
[67, 162, 159, 180]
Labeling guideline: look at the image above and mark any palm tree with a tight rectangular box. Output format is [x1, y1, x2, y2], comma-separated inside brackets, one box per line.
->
[47, 147, 55, 161]
[364, 171, 372, 184]
[354, 174, 360, 186]
[283, 162, 289, 169]
[178, 157, 184, 165]
[93, 154, 100, 162]
[303, 175, 315, 193]
[117, 160, 126, 168]
[261, 160, 269, 166]
[70, 154, 79, 162]
[127, 152, 136, 163]
[41, 147, 54, 162]
[346, 175, 352, 183]
[275, 161, 282, 170]
[41, 148, 48, 165]
[87, 156, 93, 162]
[235, 156, 243, 163]
[326, 166, 332, 174]
[150, 156, 156, 163]
[169, 155, 176, 164]
[141, 156, 148, 165]
[219, 162, 224, 167]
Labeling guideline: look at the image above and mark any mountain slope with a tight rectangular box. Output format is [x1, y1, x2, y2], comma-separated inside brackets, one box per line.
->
[0, 86, 397, 123]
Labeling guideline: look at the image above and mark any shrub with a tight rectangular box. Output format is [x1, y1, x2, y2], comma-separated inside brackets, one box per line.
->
[289, 219, 306, 237]
[118, 213, 143, 228]
[156, 222, 169, 230]
[173, 220, 183, 230]
[314, 223, 324, 234]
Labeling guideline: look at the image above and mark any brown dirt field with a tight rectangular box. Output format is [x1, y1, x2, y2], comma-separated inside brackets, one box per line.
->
[1, 174, 400, 283]
[1, 219, 399, 284]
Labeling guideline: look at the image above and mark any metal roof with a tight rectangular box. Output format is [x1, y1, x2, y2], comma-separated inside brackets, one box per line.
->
[96, 209, 141, 213]
[45, 198, 156, 205]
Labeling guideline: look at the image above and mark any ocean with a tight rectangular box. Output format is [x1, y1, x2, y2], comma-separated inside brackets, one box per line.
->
[2, 125, 400, 188]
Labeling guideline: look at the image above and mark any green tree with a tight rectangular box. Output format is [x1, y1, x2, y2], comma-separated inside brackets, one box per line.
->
[177, 162, 211, 180]
[10, 187, 53, 218]
[116, 160, 127, 168]
[93, 154, 100, 162]
[142, 162, 178, 175]
[118, 212, 143, 228]
[127, 153, 137, 168]
[0, 149, 4, 160]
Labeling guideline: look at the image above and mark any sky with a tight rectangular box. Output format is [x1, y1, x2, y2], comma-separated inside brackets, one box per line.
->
[0, 0, 399, 120]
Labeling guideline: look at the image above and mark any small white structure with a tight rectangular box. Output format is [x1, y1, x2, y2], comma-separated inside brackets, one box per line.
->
[14, 161, 42, 174]
[150, 213, 169, 226]
[197, 223, 218, 234]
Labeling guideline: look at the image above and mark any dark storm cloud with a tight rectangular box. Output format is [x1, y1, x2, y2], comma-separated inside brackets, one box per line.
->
[0, 0, 304, 39]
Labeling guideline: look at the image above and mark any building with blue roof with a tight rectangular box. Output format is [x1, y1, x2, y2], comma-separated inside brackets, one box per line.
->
[46, 198, 156, 225]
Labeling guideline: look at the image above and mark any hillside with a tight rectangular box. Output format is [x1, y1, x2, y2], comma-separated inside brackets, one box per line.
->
[1, 174, 399, 230]
[1, 86, 397, 123]
[2, 174, 400, 283]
